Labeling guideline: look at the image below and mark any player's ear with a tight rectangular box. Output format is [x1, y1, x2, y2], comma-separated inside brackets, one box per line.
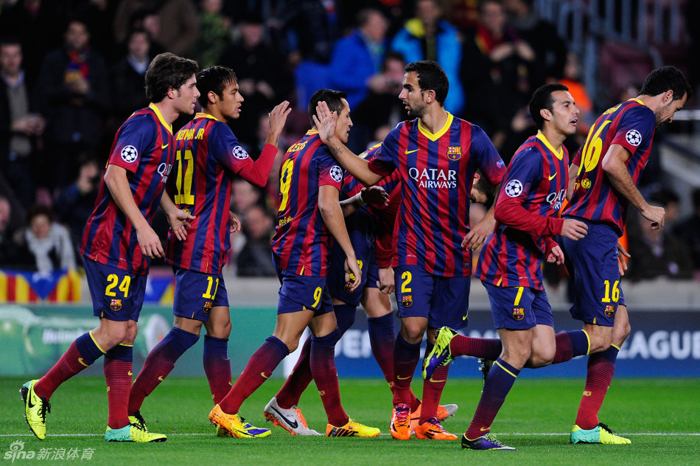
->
[207, 90, 218, 105]
[166, 86, 177, 100]
[424, 89, 436, 103]
[662, 89, 674, 104]
[540, 108, 552, 122]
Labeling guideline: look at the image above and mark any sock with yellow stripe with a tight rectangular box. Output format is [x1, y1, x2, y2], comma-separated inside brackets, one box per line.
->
[34, 332, 105, 399]
[465, 358, 520, 439]
[552, 330, 590, 364]
[575, 345, 619, 430]
[105, 344, 133, 429]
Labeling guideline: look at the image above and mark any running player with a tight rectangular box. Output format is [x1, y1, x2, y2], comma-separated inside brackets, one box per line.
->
[125, 66, 291, 437]
[21, 53, 199, 442]
[208, 89, 380, 438]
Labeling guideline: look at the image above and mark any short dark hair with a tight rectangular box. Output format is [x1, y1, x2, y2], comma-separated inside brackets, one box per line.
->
[473, 170, 498, 207]
[529, 83, 570, 130]
[404, 60, 449, 106]
[639, 66, 693, 102]
[27, 205, 53, 225]
[145, 52, 199, 103]
[0, 37, 21, 49]
[308, 89, 348, 127]
[196, 66, 237, 108]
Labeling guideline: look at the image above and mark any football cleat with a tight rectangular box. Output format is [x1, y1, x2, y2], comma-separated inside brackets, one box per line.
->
[20, 380, 50, 440]
[390, 403, 411, 440]
[105, 423, 166, 442]
[128, 410, 148, 431]
[208, 404, 271, 438]
[462, 433, 516, 451]
[410, 403, 459, 431]
[570, 423, 631, 444]
[479, 358, 494, 385]
[422, 327, 457, 380]
[326, 419, 380, 437]
[414, 418, 458, 440]
[263, 397, 321, 436]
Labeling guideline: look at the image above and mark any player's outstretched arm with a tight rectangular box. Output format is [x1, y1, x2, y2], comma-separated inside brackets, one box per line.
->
[602, 144, 665, 228]
[314, 101, 383, 186]
[104, 164, 163, 258]
[318, 185, 362, 292]
[339, 186, 389, 217]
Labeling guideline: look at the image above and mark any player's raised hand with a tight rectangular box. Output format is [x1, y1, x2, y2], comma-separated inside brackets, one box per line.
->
[462, 216, 495, 251]
[137, 225, 164, 258]
[377, 266, 395, 295]
[344, 256, 362, 293]
[313, 101, 338, 144]
[547, 245, 565, 265]
[361, 186, 389, 206]
[229, 211, 241, 234]
[641, 204, 665, 229]
[268, 100, 292, 138]
[560, 218, 588, 241]
[617, 241, 631, 276]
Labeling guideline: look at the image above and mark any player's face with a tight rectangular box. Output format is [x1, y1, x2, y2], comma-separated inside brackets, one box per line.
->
[654, 92, 687, 127]
[334, 98, 353, 144]
[470, 185, 488, 204]
[219, 80, 244, 121]
[548, 90, 579, 137]
[399, 72, 427, 118]
[174, 75, 200, 115]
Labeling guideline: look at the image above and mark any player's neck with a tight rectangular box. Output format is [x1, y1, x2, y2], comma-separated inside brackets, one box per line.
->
[418, 107, 448, 134]
[540, 127, 565, 152]
[635, 94, 663, 113]
[153, 101, 182, 125]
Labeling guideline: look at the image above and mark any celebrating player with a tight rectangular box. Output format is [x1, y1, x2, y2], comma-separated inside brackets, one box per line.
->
[21, 53, 199, 442]
[125, 66, 291, 435]
[315, 60, 506, 440]
[208, 89, 380, 438]
[562, 66, 691, 445]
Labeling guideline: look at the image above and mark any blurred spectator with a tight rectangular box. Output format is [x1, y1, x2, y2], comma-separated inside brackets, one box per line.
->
[447, 0, 480, 29]
[23, 205, 76, 273]
[270, 0, 335, 66]
[236, 204, 276, 277]
[70, 0, 120, 62]
[114, 0, 199, 57]
[231, 177, 265, 217]
[502, 0, 567, 86]
[194, 0, 232, 68]
[110, 28, 152, 126]
[673, 188, 700, 278]
[390, 0, 464, 115]
[220, 13, 292, 148]
[328, 8, 390, 152]
[0, 38, 45, 209]
[0, 0, 66, 87]
[460, 0, 535, 157]
[54, 156, 101, 256]
[0, 195, 34, 268]
[35, 19, 109, 192]
[559, 51, 593, 155]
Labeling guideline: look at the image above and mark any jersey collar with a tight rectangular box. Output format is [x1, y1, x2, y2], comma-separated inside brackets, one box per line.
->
[536, 130, 564, 160]
[149, 103, 173, 134]
[628, 98, 646, 106]
[195, 112, 218, 121]
[418, 112, 453, 142]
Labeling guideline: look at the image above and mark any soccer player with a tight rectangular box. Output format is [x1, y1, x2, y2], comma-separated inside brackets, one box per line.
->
[264, 144, 458, 435]
[208, 89, 380, 438]
[562, 66, 691, 445]
[458, 84, 588, 450]
[314, 60, 507, 440]
[125, 66, 291, 436]
[21, 52, 200, 442]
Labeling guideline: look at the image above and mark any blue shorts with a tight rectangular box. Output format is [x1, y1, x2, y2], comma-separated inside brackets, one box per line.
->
[84, 257, 147, 322]
[328, 246, 379, 307]
[561, 219, 623, 327]
[483, 282, 554, 330]
[173, 267, 229, 321]
[276, 266, 333, 316]
[394, 265, 470, 330]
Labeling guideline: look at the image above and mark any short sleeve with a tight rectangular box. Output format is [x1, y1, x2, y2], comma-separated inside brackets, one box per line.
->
[209, 123, 253, 174]
[109, 115, 156, 173]
[471, 125, 506, 185]
[316, 148, 344, 190]
[499, 149, 543, 201]
[610, 105, 656, 156]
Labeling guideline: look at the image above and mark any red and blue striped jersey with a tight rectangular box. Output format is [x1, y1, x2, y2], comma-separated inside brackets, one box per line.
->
[271, 130, 345, 276]
[80, 104, 175, 275]
[164, 113, 259, 275]
[368, 113, 506, 277]
[476, 132, 569, 290]
[564, 99, 656, 236]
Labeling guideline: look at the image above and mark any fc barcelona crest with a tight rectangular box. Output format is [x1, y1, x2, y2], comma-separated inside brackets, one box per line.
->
[447, 146, 462, 161]
[110, 299, 122, 312]
[512, 307, 524, 321]
[604, 305, 615, 318]
[402, 295, 413, 308]
[203, 301, 213, 313]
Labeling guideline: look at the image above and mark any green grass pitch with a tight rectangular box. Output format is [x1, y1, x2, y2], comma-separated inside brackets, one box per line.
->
[1, 376, 698, 465]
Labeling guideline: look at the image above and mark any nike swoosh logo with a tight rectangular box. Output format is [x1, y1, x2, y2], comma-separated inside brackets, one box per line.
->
[128, 371, 133, 376]
[428, 378, 446, 383]
[548, 173, 557, 180]
[261, 372, 269, 379]
[270, 407, 298, 429]
[397, 375, 411, 380]
[78, 358, 89, 367]
[405, 149, 418, 155]
[480, 427, 490, 432]
[161, 144, 169, 149]
[27, 395, 35, 409]
[158, 376, 164, 381]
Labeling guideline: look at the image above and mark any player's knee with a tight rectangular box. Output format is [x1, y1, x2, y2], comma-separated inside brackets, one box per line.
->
[401, 323, 425, 344]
